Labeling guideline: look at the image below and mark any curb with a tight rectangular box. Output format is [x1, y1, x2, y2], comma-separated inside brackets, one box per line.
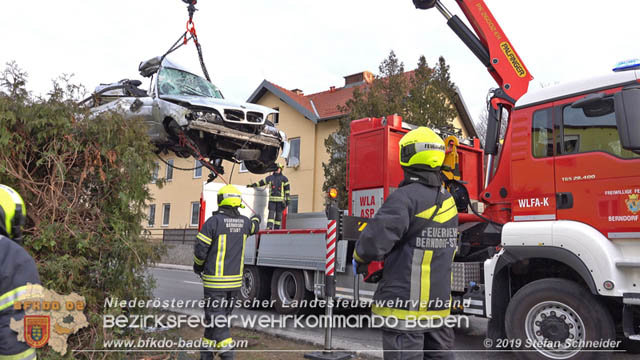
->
[154, 266, 383, 358]
[164, 307, 383, 359]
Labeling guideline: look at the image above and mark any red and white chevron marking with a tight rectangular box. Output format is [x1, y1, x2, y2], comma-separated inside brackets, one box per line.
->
[325, 220, 337, 276]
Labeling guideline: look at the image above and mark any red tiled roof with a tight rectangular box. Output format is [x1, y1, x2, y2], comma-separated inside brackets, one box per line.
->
[266, 81, 316, 116]
[250, 69, 477, 137]
[301, 70, 416, 119]
[306, 86, 359, 119]
[256, 70, 432, 122]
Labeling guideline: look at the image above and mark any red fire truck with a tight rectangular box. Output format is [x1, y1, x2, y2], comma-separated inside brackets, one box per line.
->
[198, 0, 640, 357]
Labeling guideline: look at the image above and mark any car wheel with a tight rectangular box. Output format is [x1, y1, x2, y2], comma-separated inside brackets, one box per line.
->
[244, 160, 277, 174]
[271, 268, 312, 315]
[240, 266, 271, 308]
[505, 278, 616, 360]
[244, 147, 279, 174]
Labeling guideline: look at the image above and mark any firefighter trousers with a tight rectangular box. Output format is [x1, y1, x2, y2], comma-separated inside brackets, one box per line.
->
[267, 201, 285, 229]
[381, 326, 455, 360]
[201, 290, 239, 360]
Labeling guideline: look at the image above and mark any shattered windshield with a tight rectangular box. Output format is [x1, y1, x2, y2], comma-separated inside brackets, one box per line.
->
[157, 67, 223, 98]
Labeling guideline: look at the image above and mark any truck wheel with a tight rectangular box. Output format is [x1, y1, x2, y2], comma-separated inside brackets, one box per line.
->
[505, 278, 616, 360]
[240, 266, 271, 308]
[271, 268, 311, 315]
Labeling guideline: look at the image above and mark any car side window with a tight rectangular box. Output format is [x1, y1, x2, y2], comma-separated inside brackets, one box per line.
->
[532, 108, 554, 158]
[561, 100, 639, 159]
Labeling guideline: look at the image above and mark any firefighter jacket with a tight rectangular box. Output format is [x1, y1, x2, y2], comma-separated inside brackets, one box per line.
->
[1, 235, 40, 359]
[252, 173, 290, 203]
[194, 206, 260, 291]
[354, 171, 458, 331]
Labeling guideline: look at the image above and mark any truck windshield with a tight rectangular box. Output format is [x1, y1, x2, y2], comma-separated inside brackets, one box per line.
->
[157, 67, 223, 99]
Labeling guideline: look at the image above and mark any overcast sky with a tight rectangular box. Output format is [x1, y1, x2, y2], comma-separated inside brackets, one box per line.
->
[2, 0, 639, 127]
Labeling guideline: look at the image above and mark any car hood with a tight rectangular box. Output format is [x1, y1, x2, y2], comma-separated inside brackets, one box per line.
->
[159, 95, 276, 114]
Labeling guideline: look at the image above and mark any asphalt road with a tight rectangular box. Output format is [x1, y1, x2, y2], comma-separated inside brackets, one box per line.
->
[150, 267, 633, 359]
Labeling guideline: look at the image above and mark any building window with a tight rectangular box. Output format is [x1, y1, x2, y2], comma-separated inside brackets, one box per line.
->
[532, 108, 553, 158]
[288, 138, 300, 167]
[288, 195, 299, 214]
[562, 100, 639, 159]
[151, 162, 159, 183]
[272, 107, 279, 124]
[190, 202, 200, 227]
[239, 161, 248, 173]
[162, 203, 171, 227]
[148, 204, 156, 227]
[166, 159, 174, 181]
[194, 160, 202, 178]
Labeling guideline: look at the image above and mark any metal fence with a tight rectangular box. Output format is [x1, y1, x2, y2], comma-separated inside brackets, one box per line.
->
[162, 229, 198, 244]
[144, 228, 198, 244]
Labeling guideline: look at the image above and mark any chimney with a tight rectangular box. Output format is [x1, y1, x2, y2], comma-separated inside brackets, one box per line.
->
[344, 71, 374, 88]
[329, 86, 336, 92]
[291, 88, 304, 96]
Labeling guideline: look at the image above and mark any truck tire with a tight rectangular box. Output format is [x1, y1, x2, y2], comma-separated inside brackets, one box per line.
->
[505, 278, 616, 360]
[271, 268, 312, 315]
[240, 266, 271, 308]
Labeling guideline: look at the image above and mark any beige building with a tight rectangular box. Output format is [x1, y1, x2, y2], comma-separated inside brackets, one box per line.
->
[144, 70, 478, 235]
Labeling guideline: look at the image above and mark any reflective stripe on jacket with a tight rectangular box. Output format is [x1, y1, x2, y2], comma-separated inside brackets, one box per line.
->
[354, 183, 458, 330]
[194, 207, 259, 290]
[0, 235, 41, 358]
[255, 173, 290, 202]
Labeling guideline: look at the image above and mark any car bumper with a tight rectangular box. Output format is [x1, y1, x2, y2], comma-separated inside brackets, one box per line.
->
[187, 120, 282, 148]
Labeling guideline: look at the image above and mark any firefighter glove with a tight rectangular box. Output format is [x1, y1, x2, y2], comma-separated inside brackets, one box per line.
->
[247, 183, 256, 188]
[352, 259, 368, 276]
[193, 263, 204, 276]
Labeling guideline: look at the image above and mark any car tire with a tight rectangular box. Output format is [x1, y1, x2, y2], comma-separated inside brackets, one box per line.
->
[505, 278, 616, 360]
[240, 266, 271, 308]
[244, 147, 279, 174]
[271, 268, 312, 315]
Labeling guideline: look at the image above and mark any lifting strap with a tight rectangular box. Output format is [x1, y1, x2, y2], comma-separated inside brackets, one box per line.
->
[160, 0, 211, 82]
[157, 1, 256, 215]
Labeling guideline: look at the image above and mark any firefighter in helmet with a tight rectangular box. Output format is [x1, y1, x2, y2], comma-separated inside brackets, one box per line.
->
[353, 127, 458, 360]
[0, 184, 40, 360]
[194, 184, 260, 360]
[247, 163, 290, 229]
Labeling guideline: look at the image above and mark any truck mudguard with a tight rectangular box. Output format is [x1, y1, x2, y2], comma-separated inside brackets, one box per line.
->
[500, 220, 637, 297]
[495, 246, 597, 294]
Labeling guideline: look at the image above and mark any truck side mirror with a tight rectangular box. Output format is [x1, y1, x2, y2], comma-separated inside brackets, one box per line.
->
[614, 87, 640, 151]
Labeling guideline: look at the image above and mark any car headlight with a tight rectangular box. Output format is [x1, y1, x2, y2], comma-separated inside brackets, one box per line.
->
[261, 124, 280, 137]
[187, 110, 223, 124]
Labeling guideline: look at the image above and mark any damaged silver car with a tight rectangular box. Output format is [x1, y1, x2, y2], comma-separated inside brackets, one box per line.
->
[83, 56, 289, 175]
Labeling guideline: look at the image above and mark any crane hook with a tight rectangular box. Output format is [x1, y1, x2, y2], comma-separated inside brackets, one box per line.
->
[182, 0, 198, 21]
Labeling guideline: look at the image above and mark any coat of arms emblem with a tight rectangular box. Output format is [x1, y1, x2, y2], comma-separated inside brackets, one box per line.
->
[24, 315, 50, 348]
[626, 194, 640, 215]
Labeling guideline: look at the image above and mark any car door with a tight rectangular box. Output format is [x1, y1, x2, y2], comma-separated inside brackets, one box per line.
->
[554, 91, 640, 239]
[510, 105, 557, 222]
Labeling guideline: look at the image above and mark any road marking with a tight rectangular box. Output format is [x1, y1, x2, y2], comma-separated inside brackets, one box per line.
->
[183, 281, 202, 285]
